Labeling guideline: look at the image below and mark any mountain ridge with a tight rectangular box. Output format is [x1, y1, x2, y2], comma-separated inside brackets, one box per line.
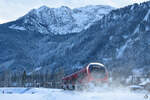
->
[7, 5, 114, 35]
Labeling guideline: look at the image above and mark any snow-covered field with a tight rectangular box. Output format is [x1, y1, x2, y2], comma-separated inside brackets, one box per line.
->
[0, 87, 148, 100]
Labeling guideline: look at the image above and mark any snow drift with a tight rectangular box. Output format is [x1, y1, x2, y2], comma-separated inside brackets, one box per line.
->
[0, 87, 147, 100]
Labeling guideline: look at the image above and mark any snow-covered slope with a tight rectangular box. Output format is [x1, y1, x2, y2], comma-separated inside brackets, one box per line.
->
[9, 5, 113, 35]
[0, 88, 147, 100]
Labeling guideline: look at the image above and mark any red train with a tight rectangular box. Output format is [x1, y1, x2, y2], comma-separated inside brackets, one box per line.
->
[61, 62, 109, 90]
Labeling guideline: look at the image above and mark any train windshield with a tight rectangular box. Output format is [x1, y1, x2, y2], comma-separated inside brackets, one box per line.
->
[89, 65, 106, 79]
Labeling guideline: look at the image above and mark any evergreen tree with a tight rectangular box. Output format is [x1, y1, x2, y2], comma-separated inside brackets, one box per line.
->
[22, 70, 27, 87]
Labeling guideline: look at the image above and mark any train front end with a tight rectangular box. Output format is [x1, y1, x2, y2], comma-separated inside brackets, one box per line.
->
[61, 62, 109, 90]
[87, 63, 109, 85]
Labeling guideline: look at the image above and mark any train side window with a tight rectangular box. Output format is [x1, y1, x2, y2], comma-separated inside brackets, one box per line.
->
[62, 80, 66, 84]
[78, 72, 87, 80]
[66, 80, 69, 84]
[72, 77, 76, 84]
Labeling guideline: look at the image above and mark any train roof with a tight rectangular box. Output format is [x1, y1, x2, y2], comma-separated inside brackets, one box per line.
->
[62, 67, 86, 80]
[88, 62, 104, 67]
[62, 62, 105, 80]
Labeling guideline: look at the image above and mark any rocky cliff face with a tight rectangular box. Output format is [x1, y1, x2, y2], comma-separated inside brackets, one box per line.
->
[9, 5, 113, 35]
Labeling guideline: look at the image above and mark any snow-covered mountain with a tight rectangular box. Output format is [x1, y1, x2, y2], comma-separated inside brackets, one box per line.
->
[1, 1, 150, 83]
[9, 5, 113, 35]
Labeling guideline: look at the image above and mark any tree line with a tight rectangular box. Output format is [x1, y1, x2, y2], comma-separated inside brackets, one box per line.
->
[0, 67, 65, 88]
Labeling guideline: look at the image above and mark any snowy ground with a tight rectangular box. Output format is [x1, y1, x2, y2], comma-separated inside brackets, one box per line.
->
[0, 87, 148, 100]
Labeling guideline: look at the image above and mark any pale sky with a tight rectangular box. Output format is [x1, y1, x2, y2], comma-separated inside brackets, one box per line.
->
[0, 0, 149, 24]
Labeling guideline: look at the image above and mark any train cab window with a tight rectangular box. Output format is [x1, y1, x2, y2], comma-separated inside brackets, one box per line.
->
[89, 65, 106, 79]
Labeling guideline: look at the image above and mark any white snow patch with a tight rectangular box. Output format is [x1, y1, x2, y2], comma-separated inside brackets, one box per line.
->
[72, 63, 83, 70]
[0, 88, 147, 100]
[134, 37, 140, 42]
[35, 67, 42, 71]
[0, 60, 14, 68]
[133, 10, 150, 34]
[122, 35, 128, 39]
[143, 10, 150, 21]
[0, 94, 44, 100]
[116, 39, 131, 59]
[109, 36, 113, 41]
[130, 5, 134, 10]
[132, 69, 143, 77]
[9, 25, 26, 31]
[103, 58, 112, 62]
[27, 67, 42, 75]
[126, 76, 133, 84]
[133, 24, 140, 34]
[139, 79, 150, 86]
[128, 85, 144, 89]
[145, 26, 150, 31]
[112, 14, 118, 19]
